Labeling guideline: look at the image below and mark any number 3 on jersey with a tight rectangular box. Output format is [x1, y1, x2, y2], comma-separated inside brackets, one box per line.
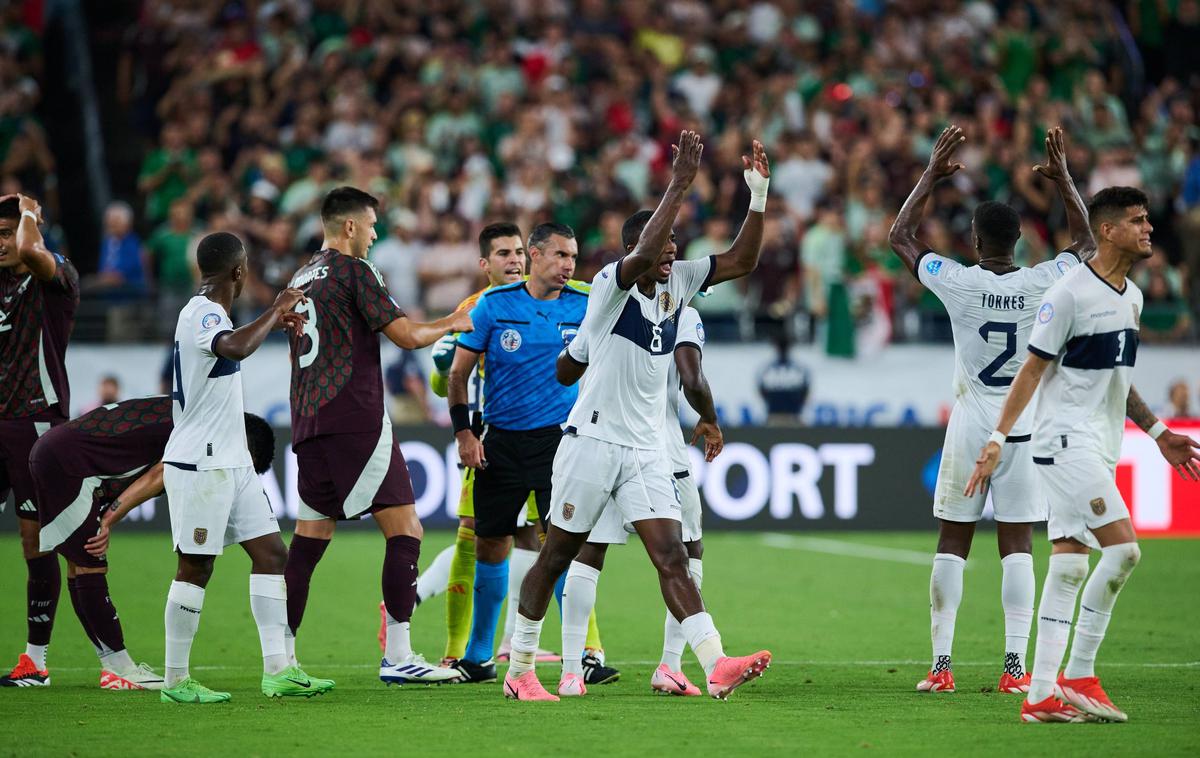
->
[295, 299, 319, 369]
[977, 321, 1017, 387]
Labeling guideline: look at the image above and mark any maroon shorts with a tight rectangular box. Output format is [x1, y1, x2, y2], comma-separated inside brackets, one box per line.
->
[0, 416, 65, 521]
[294, 429, 415, 521]
[28, 452, 134, 568]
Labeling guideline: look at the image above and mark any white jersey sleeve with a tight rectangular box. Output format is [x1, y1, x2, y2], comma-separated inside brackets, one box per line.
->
[566, 324, 589, 364]
[675, 306, 705, 352]
[1027, 282, 1077, 359]
[669, 256, 717, 306]
[1029, 250, 1081, 288]
[916, 253, 966, 299]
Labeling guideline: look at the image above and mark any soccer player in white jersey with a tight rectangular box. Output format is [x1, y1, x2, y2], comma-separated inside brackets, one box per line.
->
[555, 301, 719, 697]
[966, 186, 1200, 723]
[890, 126, 1094, 695]
[501, 131, 771, 702]
[160, 232, 333, 703]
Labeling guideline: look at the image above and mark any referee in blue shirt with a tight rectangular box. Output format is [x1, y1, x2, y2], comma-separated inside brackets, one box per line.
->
[447, 222, 586, 681]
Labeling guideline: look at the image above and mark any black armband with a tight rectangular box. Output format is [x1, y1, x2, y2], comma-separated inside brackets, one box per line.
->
[450, 404, 472, 434]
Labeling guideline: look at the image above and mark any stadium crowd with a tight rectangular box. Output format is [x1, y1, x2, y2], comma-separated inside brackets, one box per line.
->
[16, 1, 1200, 349]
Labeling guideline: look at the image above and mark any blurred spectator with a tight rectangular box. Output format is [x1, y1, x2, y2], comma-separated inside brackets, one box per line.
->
[385, 350, 431, 424]
[147, 199, 198, 303]
[82, 375, 122, 415]
[1165, 379, 1194, 420]
[83, 202, 147, 297]
[685, 217, 742, 339]
[370, 207, 424, 316]
[802, 203, 854, 356]
[137, 121, 195, 226]
[758, 335, 811, 426]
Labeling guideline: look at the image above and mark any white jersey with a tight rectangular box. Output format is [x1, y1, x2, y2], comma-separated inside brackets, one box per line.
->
[572, 304, 706, 469]
[1027, 263, 1143, 467]
[163, 296, 253, 470]
[917, 250, 1079, 436]
[565, 257, 714, 449]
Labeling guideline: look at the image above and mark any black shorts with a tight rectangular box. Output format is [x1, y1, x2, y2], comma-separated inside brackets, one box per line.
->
[473, 425, 560, 538]
[294, 428, 415, 521]
[0, 416, 65, 520]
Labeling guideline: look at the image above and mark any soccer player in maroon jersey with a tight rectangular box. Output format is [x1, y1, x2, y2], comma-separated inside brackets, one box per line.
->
[0, 194, 79, 687]
[28, 396, 277, 690]
[283, 187, 472, 684]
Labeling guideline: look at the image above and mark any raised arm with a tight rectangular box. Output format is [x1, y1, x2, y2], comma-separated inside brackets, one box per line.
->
[617, 130, 704, 289]
[708, 140, 770, 286]
[963, 352, 1053, 496]
[214, 288, 306, 361]
[1033, 127, 1096, 260]
[888, 126, 966, 273]
[1127, 385, 1200, 480]
[382, 310, 472, 351]
[676, 344, 723, 461]
[12, 195, 58, 282]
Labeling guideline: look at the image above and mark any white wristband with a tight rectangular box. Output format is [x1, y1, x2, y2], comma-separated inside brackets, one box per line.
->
[21, 210, 37, 223]
[744, 168, 769, 213]
[748, 193, 767, 213]
[1148, 421, 1168, 440]
[988, 430, 1007, 447]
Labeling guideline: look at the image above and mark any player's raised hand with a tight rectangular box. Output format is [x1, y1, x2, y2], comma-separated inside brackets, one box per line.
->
[447, 310, 473, 334]
[742, 139, 770, 179]
[926, 125, 966, 180]
[670, 130, 704, 186]
[690, 418, 724, 462]
[1156, 430, 1200, 481]
[963, 442, 1001, 497]
[16, 194, 42, 224]
[1032, 127, 1071, 183]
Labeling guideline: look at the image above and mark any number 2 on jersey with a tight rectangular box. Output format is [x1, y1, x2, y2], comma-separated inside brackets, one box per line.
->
[977, 321, 1017, 387]
[295, 299, 320, 369]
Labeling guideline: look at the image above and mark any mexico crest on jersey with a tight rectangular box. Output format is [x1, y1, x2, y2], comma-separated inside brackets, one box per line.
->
[500, 328, 522, 352]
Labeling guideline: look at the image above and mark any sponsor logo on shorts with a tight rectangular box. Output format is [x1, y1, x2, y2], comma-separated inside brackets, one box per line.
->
[1090, 497, 1106, 516]
[18, 499, 35, 513]
[193, 527, 208, 545]
[500, 328, 522, 352]
[926, 259, 942, 276]
[1038, 302, 1054, 323]
[562, 502, 575, 521]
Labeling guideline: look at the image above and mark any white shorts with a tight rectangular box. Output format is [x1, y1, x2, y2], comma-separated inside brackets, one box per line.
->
[1037, 455, 1129, 550]
[165, 465, 278, 556]
[933, 404, 1045, 523]
[590, 470, 703, 545]
[549, 433, 681, 534]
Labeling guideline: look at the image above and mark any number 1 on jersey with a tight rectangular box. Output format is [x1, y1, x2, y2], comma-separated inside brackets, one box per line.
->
[296, 299, 319, 369]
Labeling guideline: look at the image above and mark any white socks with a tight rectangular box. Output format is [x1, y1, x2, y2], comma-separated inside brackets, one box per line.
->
[24, 644, 47, 670]
[508, 612, 544, 676]
[504, 548, 538, 641]
[561, 561, 600, 677]
[662, 558, 703, 671]
[929, 553, 965, 669]
[165, 581, 205, 687]
[384, 613, 412, 663]
[681, 611, 723, 676]
[249, 574, 289, 675]
[284, 627, 297, 667]
[416, 545, 456, 604]
[1000, 552, 1035, 676]
[1064, 542, 1140, 680]
[1028, 553, 1089, 702]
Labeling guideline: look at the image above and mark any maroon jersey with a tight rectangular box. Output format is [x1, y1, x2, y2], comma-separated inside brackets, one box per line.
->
[0, 254, 79, 419]
[288, 250, 405, 445]
[40, 395, 173, 479]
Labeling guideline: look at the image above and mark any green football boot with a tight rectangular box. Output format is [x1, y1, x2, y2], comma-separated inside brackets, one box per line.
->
[160, 677, 232, 704]
[262, 665, 334, 698]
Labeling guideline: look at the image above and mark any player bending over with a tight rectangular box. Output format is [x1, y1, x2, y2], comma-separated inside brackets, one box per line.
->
[282, 187, 470, 686]
[890, 126, 1092, 694]
[555, 301, 720, 697]
[965, 186, 1200, 723]
[160, 231, 331, 704]
[502, 131, 771, 702]
[0, 195, 79, 687]
[32, 396, 274, 690]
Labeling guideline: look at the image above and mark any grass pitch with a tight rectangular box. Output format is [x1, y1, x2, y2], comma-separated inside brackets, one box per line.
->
[0, 531, 1197, 757]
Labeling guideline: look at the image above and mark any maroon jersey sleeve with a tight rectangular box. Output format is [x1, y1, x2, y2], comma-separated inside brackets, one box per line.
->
[0, 255, 80, 419]
[351, 258, 405, 332]
[44, 253, 80, 296]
